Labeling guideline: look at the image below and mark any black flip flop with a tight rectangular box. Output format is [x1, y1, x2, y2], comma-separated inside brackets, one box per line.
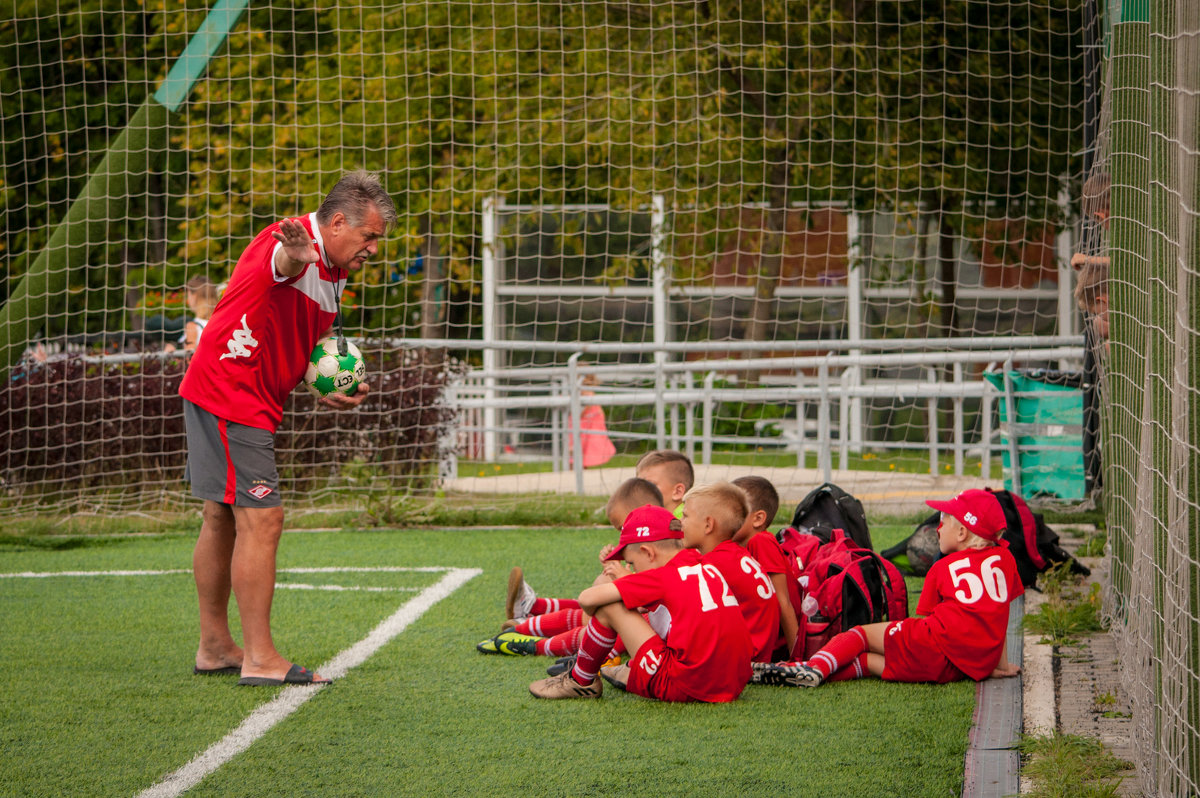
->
[238, 663, 331, 686]
[193, 665, 241, 676]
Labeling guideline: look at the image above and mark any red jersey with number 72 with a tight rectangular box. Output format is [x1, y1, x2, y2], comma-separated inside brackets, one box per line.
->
[917, 545, 1024, 680]
[615, 548, 754, 702]
[702, 540, 781, 662]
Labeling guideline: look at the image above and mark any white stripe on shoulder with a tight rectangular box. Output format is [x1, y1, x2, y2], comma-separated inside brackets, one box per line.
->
[287, 265, 340, 312]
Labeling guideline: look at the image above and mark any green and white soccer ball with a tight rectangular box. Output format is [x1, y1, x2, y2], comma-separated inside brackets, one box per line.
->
[304, 337, 366, 398]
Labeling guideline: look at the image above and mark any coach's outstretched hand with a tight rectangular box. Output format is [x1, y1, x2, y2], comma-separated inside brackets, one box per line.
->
[273, 217, 321, 276]
[319, 382, 370, 410]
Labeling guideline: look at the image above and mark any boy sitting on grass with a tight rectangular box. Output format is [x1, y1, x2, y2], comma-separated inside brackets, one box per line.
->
[477, 477, 662, 657]
[732, 475, 802, 659]
[634, 449, 694, 519]
[683, 482, 781, 663]
[528, 503, 753, 701]
[754, 488, 1023, 688]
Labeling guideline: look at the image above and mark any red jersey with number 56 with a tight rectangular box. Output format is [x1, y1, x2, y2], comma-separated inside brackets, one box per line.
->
[918, 545, 1024, 680]
[180, 213, 346, 432]
[615, 548, 753, 702]
[703, 540, 781, 662]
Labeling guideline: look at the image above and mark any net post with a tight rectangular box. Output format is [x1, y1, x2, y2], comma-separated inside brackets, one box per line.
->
[481, 196, 499, 462]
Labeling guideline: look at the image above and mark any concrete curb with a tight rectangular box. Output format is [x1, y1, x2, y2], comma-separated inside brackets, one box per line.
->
[962, 594, 1025, 798]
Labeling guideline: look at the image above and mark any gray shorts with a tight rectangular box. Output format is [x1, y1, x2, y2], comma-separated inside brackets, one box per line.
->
[183, 400, 282, 508]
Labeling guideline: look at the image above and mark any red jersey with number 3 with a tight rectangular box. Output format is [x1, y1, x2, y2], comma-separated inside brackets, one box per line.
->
[180, 213, 346, 432]
[745, 531, 803, 644]
[702, 540, 781, 662]
[918, 545, 1024, 680]
[615, 549, 753, 702]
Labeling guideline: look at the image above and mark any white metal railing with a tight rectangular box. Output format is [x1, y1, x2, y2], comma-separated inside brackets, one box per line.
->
[442, 343, 1085, 494]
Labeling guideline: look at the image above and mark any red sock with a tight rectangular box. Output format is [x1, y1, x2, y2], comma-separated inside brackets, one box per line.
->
[808, 627, 868, 679]
[516, 608, 583, 637]
[570, 618, 617, 685]
[825, 652, 871, 683]
[529, 597, 580, 615]
[537, 626, 584, 657]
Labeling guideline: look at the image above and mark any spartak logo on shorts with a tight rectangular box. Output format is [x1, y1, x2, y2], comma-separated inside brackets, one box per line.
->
[247, 484, 274, 500]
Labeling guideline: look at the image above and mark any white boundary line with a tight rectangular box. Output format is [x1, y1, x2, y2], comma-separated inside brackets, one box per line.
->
[0, 566, 458, 579]
[135, 566, 480, 798]
[0, 566, 481, 798]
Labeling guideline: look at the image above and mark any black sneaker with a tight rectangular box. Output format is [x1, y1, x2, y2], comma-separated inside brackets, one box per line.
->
[751, 661, 824, 688]
[547, 655, 576, 676]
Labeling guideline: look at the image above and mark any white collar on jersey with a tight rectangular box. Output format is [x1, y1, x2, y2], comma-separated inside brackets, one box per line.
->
[308, 212, 331, 268]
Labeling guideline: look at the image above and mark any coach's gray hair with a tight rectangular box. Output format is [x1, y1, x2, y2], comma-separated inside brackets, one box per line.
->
[317, 170, 398, 230]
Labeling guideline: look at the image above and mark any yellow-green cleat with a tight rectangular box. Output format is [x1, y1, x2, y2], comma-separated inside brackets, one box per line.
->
[476, 631, 540, 656]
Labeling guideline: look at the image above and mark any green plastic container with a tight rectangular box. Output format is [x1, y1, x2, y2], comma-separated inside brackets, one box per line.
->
[984, 370, 1086, 501]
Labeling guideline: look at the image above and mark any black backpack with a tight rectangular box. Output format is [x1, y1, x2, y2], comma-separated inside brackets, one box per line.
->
[789, 482, 872, 551]
[988, 488, 1090, 588]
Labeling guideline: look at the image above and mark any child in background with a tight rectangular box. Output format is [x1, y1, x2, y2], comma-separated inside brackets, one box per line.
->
[166, 275, 220, 353]
[575, 372, 616, 468]
[635, 449, 694, 519]
[476, 477, 663, 657]
[753, 489, 1023, 688]
[528, 504, 753, 701]
[732, 475, 802, 658]
[681, 482, 780, 663]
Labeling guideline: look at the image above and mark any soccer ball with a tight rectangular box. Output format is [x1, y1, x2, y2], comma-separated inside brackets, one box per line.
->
[905, 524, 941, 577]
[304, 337, 366, 398]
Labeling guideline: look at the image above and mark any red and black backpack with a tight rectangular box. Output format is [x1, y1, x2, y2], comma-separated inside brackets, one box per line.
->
[776, 526, 909, 659]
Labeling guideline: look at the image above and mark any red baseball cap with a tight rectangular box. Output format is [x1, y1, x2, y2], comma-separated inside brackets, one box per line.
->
[925, 489, 1008, 544]
[604, 505, 683, 561]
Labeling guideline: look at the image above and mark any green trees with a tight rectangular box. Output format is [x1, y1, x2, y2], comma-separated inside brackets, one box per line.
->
[1, 0, 1086, 343]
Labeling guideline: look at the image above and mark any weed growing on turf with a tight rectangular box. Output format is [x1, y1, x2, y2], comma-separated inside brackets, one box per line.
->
[1024, 564, 1105, 646]
[1076, 530, 1107, 558]
[1018, 732, 1133, 797]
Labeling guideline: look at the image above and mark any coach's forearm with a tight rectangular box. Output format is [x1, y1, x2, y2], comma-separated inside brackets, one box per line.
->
[273, 248, 309, 278]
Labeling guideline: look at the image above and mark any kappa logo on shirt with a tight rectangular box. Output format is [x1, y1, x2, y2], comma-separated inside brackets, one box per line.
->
[219, 314, 259, 360]
[247, 485, 274, 500]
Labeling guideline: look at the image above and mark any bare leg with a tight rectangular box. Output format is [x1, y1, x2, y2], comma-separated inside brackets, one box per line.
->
[193, 500, 244, 671]
[231, 505, 325, 682]
[861, 622, 891, 678]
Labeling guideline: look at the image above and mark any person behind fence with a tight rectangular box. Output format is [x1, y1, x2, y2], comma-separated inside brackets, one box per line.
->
[572, 372, 616, 468]
[1072, 172, 1110, 497]
[178, 170, 396, 686]
[753, 488, 1023, 688]
[634, 449, 694, 519]
[165, 275, 221, 353]
[1070, 171, 1110, 273]
[527, 503, 753, 701]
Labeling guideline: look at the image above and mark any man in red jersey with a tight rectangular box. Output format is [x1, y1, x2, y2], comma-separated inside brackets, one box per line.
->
[180, 171, 396, 686]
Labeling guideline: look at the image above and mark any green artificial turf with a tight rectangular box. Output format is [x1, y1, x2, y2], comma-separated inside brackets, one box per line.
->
[0, 524, 973, 798]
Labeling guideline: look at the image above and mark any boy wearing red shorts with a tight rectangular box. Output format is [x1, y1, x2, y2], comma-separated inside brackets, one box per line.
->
[754, 488, 1023, 687]
[528, 504, 753, 701]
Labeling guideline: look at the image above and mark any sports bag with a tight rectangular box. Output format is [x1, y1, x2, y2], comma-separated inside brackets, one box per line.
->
[788, 482, 873, 551]
[988, 488, 1091, 588]
[778, 528, 908, 658]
